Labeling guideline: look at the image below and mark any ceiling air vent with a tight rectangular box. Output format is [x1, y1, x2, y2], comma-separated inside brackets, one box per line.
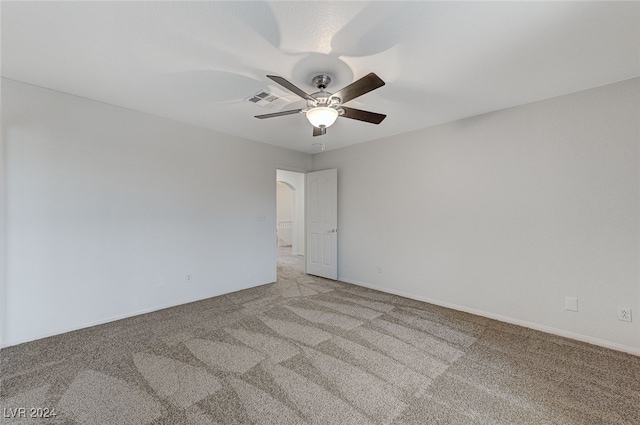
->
[245, 89, 288, 107]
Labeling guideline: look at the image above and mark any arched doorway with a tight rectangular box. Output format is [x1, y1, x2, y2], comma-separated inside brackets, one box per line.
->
[276, 181, 295, 249]
[276, 170, 305, 271]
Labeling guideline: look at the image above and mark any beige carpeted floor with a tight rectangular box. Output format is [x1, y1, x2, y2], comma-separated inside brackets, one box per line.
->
[1, 247, 639, 424]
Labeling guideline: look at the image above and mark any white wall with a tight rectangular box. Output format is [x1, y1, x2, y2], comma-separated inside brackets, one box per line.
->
[276, 181, 293, 246]
[1, 79, 311, 347]
[313, 78, 640, 354]
[0, 73, 5, 348]
[276, 170, 305, 256]
[276, 182, 294, 222]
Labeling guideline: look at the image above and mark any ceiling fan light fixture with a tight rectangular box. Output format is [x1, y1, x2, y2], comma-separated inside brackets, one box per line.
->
[256, 73, 386, 137]
[306, 107, 339, 128]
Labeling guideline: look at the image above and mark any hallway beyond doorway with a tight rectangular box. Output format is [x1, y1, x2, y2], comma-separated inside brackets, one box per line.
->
[277, 246, 304, 273]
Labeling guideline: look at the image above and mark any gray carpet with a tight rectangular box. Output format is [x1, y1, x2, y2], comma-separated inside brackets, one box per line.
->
[1, 248, 639, 424]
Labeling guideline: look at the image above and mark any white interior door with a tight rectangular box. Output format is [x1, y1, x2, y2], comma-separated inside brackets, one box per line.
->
[306, 169, 337, 279]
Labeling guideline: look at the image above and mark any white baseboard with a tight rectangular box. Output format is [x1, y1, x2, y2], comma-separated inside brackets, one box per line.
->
[1, 280, 272, 349]
[339, 277, 640, 357]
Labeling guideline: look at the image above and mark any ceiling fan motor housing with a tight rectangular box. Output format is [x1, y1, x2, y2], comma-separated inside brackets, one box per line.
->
[312, 74, 331, 90]
[308, 75, 341, 108]
[307, 92, 341, 108]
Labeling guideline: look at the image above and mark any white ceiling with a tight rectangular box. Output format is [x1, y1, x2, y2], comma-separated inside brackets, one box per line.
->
[2, 1, 639, 154]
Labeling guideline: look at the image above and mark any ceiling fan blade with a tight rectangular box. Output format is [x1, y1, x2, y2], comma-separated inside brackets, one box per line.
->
[267, 75, 314, 101]
[313, 126, 326, 137]
[255, 109, 303, 119]
[340, 107, 386, 124]
[332, 73, 385, 104]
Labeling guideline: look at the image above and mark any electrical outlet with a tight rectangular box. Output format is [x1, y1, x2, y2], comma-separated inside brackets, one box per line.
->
[186, 274, 192, 283]
[376, 266, 382, 274]
[618, 307, 632, 322]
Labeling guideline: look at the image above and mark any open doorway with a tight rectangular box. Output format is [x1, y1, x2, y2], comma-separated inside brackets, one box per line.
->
[276, 170, 305, 273]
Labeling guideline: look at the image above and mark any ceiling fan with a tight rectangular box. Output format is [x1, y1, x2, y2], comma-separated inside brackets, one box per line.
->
[255, 73, 386, 137]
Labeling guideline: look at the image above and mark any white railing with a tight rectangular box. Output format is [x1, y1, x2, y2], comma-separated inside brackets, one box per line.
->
[277, 220, 292, 247]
